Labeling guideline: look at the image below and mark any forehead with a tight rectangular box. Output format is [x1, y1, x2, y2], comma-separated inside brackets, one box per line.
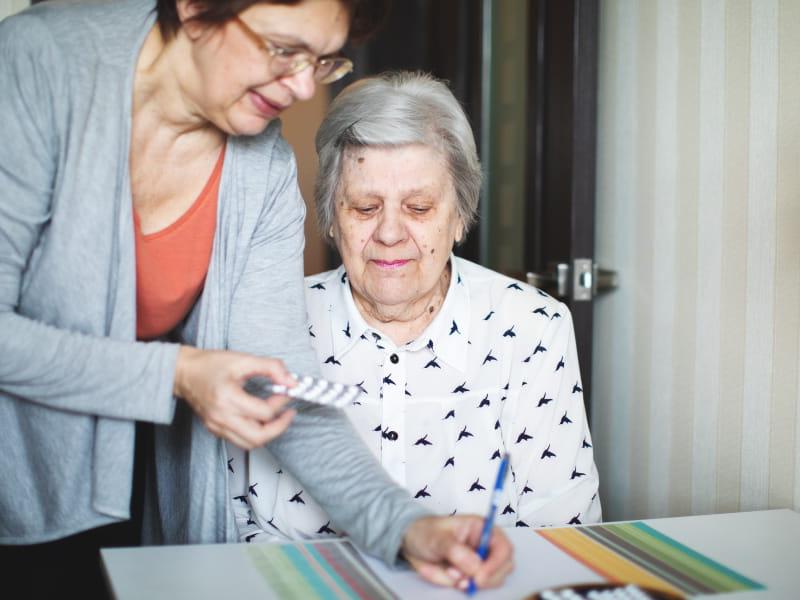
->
[241, 0, 350, 54]
[342, 144, 449, 179]
[340, 145, 452, 193]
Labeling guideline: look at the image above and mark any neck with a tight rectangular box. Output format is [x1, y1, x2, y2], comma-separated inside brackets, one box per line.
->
[132, 24, 220, 144]
[354, 264, 452, 346]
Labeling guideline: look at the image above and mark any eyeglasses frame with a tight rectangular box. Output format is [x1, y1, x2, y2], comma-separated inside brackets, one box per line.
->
[231, 14, 353, 85]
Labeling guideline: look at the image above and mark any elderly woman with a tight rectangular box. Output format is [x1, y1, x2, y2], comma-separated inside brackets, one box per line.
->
[241, 71, 601, 545]
[0, 3, 511, 596]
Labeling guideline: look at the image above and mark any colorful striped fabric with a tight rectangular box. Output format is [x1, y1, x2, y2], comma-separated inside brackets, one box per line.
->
[538, 522, 765, 597]
[247, 539, 397, 599]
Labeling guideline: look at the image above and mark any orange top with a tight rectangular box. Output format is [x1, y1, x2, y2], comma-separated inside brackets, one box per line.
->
[134, 147, 225, 340]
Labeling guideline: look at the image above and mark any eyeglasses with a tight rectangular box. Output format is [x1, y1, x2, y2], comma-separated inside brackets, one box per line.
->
[232, 15, 353, 85]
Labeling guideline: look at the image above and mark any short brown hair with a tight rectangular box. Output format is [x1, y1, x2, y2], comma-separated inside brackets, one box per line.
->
[156, 0, 389, 44]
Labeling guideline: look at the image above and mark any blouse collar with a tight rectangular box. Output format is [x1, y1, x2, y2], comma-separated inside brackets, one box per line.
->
[326, 254, 471, 372]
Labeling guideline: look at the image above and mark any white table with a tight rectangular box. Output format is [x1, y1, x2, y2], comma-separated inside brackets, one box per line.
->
[101, 509, 800, 599]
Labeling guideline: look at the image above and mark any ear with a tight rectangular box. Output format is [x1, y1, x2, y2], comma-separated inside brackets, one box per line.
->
[454, 219, 465, 244]
[176, 0, 204, 23]
[175, 0, 207, 39]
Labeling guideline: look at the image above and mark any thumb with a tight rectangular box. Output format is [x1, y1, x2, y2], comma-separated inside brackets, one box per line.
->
[235, 355, 294, 388]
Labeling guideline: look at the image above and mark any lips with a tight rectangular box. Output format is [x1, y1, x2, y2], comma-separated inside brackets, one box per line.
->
[372, 259, 410, 269]
[249, 90, 286, 119]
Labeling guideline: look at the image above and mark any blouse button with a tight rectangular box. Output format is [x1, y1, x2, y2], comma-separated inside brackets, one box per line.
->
[390, 353, 399, 364]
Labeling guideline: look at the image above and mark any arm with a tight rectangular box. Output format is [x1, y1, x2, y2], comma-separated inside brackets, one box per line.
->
[0, 15, 176, 423]
[508, 305, 601, 525]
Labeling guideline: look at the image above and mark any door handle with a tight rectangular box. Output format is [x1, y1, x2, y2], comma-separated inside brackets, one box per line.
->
[526, 263, 570, 298]
[527, 260, 618, 301]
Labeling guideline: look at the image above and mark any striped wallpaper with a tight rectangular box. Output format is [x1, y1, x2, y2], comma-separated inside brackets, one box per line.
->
[592, 0, 800, 521]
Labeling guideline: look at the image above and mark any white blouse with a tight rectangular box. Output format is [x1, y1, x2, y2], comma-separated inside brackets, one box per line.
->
[231, 256, 601, 543]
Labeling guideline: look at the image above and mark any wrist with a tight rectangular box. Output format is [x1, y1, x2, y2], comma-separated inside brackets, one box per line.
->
[173, 345, 202, 398]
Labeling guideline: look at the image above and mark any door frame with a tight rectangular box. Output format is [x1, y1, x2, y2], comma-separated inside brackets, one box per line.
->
[525, 0, 599, 417]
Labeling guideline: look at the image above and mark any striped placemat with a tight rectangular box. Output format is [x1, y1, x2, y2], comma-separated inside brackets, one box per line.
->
[538, 522, 765, 597]
[247, 539, 397, 599]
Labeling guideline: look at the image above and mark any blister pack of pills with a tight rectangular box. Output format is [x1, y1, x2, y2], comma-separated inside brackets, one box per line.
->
[244, 374, 362, 408]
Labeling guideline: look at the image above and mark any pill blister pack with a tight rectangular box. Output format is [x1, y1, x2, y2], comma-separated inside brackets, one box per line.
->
[244, 374, 362, 408]
[535, 584, 667, 600]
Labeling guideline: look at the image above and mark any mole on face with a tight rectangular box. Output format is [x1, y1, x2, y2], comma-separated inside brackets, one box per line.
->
[429, 306, 434, 314]
[431, 248, 435, 254]
[357, 156, 365, 164]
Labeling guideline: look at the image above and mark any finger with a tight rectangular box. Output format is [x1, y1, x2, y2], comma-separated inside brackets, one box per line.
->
[446, 566, 466, 582]
[219, 409, 295, 450]
[236, 356, 294, 387]
[443, 538, 483, 578]
[473, 529, 514, 588]
[211, 419, 259, 451]
[407, 556, 460, 588]
[474, 555, 514, 589]
[252, 408, 295, 447]
[235, 387, 293, 422]
[462, 514, 488, 547]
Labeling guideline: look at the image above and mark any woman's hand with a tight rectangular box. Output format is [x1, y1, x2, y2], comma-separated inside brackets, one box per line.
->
[400, 515, 514, 591]
[173, 346, 297, 449]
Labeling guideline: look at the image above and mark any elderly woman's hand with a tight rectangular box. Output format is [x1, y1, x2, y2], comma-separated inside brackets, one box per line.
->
[400, 515, 514, 591]
[173, 346, 297, 449]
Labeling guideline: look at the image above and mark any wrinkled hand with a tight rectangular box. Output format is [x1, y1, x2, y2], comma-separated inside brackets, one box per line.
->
[173, 346, 296, 449]
[401, 515, 514, 591]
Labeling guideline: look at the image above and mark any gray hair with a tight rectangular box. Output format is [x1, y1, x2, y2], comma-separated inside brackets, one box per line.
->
[314, 71, 481, 243]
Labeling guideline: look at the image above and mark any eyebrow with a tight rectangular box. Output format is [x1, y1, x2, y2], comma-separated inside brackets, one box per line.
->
[259, 28, 343, 58]
[348, 188, 438, 201]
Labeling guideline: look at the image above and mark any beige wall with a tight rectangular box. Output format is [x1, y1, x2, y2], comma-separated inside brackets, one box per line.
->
[0, 0, 27, 19]
[593, 0, 800, 521]
[280, 89, 331, 276]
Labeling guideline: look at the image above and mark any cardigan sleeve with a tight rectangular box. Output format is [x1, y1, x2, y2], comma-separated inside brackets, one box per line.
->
[226, 147, 430, 565]
[0, 14, 176, 424]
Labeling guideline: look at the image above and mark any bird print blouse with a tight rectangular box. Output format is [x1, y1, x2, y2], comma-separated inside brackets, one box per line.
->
[231, 255, 601, 543]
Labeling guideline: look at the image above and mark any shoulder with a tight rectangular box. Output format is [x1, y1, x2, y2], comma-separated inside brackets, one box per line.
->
[1, 0, 154, 66]
[1, 4, 59, 64]
[455, 256, 566, 314]
[303, 267, 344, 319]
[226, 121, 304, 226]
[455, 256, 572, 340]
[304, 268, 342, 301]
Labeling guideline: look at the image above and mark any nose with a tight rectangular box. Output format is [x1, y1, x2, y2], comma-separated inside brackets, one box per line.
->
[281, 66, 317, 102]
[373, 209, 406, 246]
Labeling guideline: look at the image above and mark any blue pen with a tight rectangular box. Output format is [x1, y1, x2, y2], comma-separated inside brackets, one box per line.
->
[466, 452, 510, 596]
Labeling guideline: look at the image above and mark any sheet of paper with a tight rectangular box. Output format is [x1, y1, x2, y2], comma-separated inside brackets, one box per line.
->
[359, 527, 604, 599]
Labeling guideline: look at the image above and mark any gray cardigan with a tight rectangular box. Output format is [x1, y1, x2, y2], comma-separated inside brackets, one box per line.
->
[0, 0, 428, 564]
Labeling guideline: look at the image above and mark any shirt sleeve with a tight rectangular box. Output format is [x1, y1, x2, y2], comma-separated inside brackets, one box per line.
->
[0, 14, 177, 423]
[505, 303, 602, 526]
[226, 150, 430, 565]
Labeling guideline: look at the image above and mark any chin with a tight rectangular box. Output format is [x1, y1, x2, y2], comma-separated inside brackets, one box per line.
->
[227, 114, 275, 137]
[373, 288, 416, 308]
